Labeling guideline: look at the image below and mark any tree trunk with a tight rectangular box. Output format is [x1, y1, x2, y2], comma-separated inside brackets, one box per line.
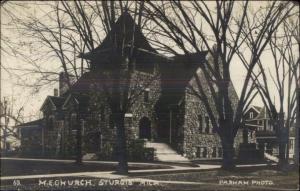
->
[76, 118, 82, 165]
[277, 116, 288, 167]
[242, 126, 248, 144]
[278, 130, 288, 167]
[221, 136, 236, 170]
[295, 89, 299, 166]
[278, 141, 286, 165]
[114, 112, 128, 174]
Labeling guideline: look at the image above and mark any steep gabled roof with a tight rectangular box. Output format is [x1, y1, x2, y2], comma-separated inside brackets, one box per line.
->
[256, 107, 270, 119]
[80, 12, 156, 60]
[171, 52, 208, 64]
[244, 105, 262, 115]
[157, 51, 208, 108]
[70, 71, 106, 93]
[62, 93, 90, 111]
[253, 106, 263, 112]
[160, 51, 208, 89]
[245, 106, 270, 120]
[40, 96, 66, 111]
[49, 96, 66, 108]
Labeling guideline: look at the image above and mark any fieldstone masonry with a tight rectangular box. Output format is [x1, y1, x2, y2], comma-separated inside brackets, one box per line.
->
[20, 13, 243, 161]
[182, 66, 242, 159]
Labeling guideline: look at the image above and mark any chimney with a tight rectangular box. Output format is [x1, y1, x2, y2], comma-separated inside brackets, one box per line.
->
[59, 72, 68, 96]
[59, 72, 75, 95]
[54, 88, 59, 97]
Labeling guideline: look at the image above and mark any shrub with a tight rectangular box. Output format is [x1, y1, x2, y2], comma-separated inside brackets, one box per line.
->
[143, 148, 155, 161]
[127, 139, 154, 161]
[97, 142, 116, 161]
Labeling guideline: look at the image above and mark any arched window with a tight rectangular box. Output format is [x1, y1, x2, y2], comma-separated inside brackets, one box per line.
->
[196, 147, 208, 158]
[144, 90, 149, 102]
[202, 147, 207, 158]
[198, 115, 203, 133]
[218, 147, 223, 158]
[212, 147, 217, 158]
[205, 116, 210, 133]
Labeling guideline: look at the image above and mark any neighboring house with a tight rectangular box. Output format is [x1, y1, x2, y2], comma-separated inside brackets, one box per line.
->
[244, 106, 296, 159]
[288, 123, 296, 159]
[19, 12, 242, 160]
[17, 119, 43, 155]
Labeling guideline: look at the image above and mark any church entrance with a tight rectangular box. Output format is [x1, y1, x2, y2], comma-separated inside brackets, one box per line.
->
[139, 117, 151, 139]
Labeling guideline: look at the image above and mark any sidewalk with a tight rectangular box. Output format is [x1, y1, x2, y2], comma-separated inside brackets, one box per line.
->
[1, 157, 275, 181]
[1, 157, 170, 166]
[0, 165, 220, 180]
[1, 157, 221, 180]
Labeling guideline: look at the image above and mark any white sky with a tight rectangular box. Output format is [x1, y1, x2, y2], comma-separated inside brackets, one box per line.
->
[1, 1, 298, 122]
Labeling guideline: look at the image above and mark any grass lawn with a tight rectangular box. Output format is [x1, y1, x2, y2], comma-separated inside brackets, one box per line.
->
[1, 167, 298, 191]
[138, 165, 299, 190]
[0, 159, 170, 176]
[1, 159, 298, 190]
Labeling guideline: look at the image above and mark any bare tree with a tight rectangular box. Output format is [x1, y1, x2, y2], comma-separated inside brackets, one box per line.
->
[4, 1, 156, 174]
[1, 1, 29, 123]
[144, 0, 296, 169]
[238, 15, 299, 167]
[60, 0, 152, 174]
[4, 1, 149, 91]
[0, 97, 24, 152]
[4, 2, 94, 90]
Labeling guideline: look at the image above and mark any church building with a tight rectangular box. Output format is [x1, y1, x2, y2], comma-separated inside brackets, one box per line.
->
[19, 12, 243, 161]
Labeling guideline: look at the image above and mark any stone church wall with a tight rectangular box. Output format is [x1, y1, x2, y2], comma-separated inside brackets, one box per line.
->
[182, 68, 242, 159]
[129, 69, 161, 140]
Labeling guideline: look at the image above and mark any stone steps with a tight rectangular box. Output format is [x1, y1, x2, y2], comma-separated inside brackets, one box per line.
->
[264, 152, 279, 163]
[82, 153, 97, 160]
[145, 142, 189, 162]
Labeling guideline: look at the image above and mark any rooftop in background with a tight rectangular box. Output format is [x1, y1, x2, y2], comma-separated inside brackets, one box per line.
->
[40, 96, 66, 112]
[16, 119, 43, 129]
